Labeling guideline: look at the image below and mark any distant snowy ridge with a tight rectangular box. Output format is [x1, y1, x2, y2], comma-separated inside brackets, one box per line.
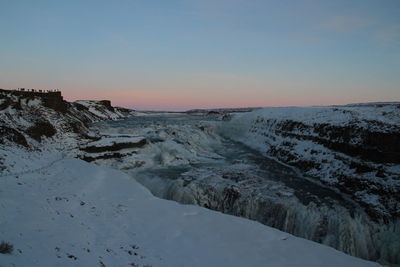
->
[74, 100, 133, 121]
[0, 89, 134, 152]
[223, 103, 400, 220]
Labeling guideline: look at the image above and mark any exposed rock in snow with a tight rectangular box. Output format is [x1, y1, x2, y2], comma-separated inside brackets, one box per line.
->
[222, 103, 400, 221]
[84, 116, 225, 170]
[81, 136, 147, 153]
[74, 100, 133, 121]
[186, 107, 256, 115]
[0, 89, 134, 154]
[76, 135, 148, 162]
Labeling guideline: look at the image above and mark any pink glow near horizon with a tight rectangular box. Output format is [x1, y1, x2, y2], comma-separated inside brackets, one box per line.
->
[62, 88, 380, 111]
[1, 1, 399, 112]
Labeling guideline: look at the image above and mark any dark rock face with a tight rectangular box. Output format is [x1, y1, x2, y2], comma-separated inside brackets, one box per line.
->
[68, 121, 87, 135]
[78, 151, 136, 162]
[42, 92, 69, 113]
[0, 89, 134, 149]
[0, 96, 13, 111]
[98, 100, 114, 111]
[246, 114, 400, 221]
[0, 127, 28, 147]
[81, 139, 147, 153]
[207, 111, 221, 115]
[0, 89, 69, 113]
[275, 120, 400, 164]
[26, 121, 57, 142]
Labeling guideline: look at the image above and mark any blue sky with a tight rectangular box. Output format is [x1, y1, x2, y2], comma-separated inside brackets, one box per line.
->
[0, 0, 399, 110]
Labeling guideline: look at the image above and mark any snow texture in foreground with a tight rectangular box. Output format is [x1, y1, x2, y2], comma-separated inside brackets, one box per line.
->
[0, 156, 379, 267]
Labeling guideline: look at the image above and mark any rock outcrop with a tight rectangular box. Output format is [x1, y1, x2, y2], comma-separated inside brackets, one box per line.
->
[224, 103, 400, 221]
[0, 88, 135, 150]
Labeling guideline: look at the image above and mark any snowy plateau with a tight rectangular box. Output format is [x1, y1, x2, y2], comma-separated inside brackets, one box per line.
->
[0, 89, 399, 267]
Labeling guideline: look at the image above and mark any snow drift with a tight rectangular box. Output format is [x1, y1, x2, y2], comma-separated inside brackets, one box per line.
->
[0, 153, 380, 267]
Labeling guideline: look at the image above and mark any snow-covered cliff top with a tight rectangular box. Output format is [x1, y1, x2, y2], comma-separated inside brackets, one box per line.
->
[224, 103, 400, 220]
[234, 103, 400, 130]
[0, 89, 134, 150]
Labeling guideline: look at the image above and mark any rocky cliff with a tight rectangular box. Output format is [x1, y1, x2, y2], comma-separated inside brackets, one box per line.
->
[223, 103, 400, 221]
[0, 89, 134, 151]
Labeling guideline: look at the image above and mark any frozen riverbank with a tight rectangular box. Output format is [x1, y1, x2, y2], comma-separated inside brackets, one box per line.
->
[88, 112, 399, 266]
[1, 153, 381, 267]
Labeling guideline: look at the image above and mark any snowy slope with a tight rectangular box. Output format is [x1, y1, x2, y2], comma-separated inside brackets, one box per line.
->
[222, 103, 400, 220]
[0, 89, 134, 154]
[0, 154, 380, 267]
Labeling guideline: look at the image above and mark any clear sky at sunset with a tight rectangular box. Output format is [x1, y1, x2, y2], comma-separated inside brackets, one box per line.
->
[0, 0, 399, 110]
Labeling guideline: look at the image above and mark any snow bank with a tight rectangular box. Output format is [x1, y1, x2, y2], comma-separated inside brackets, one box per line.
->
[0, 156, 380, 267]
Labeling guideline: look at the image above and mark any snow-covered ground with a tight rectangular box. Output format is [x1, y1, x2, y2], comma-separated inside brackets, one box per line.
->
[0, 152, 380, 267]
[1, 90, 398, 266]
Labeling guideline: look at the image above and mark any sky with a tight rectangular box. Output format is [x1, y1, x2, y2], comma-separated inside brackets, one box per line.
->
[0, 0, 399, 111]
